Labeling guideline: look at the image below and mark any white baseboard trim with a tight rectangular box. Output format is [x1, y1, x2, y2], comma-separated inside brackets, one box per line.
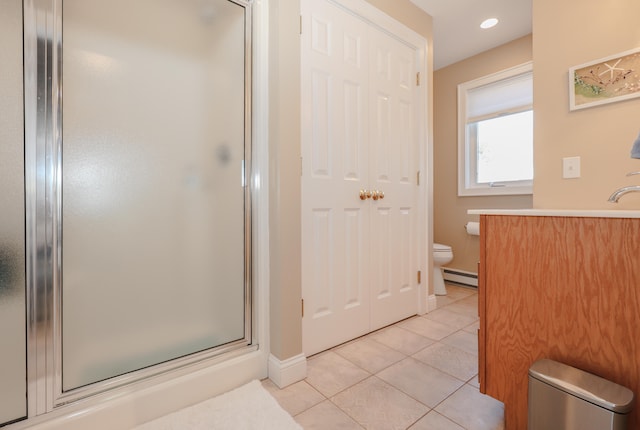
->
[427, 294, 437, 312]
[268, 353, 307, 388]
[443, 268, 478, 287]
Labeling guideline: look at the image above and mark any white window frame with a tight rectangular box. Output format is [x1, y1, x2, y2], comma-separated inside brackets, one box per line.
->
[457, 62, 533, 196]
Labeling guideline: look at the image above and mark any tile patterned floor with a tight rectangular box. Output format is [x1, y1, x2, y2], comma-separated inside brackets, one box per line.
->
[263, 284, 505, 430]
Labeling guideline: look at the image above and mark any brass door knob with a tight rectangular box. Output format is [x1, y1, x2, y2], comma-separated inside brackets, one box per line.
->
[378, 191, 384, 199]
[372, 190, 380, 201]
[359, 189, 370, 200]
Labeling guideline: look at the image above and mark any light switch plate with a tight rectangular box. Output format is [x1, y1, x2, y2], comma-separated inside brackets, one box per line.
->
[563, 156, 581, 179]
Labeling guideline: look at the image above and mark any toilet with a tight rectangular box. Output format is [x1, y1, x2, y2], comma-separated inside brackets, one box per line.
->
[433, 243, 453, 296]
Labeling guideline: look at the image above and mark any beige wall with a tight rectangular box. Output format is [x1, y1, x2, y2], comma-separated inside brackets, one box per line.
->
[433, 35, 533, 274]
[533, 0, 640, 209]
[268, 0, 433, 361]
[365, 0, 434, 40]
[269, 0, 303, 361]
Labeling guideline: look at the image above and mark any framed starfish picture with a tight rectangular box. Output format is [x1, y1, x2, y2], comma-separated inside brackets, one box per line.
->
[569, 47, 640, 111]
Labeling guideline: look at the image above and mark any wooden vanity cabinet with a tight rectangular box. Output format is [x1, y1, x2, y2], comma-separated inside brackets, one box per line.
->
[478, 214, 640, 429]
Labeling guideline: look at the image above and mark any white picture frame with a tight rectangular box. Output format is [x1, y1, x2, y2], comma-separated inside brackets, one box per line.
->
[569, 47, 640, 111]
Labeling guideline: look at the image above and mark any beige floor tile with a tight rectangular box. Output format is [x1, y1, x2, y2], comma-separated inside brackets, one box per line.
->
[445, 300, 478, 318]
[412, 343, 478, 382]
[377, 357, 465, 408]
[424, 308, 478, 330]
[367, 326, 435, 356]
[306, 351, 370, 397]
[434, 287, 466, 306]
[294, 400, 363, 430]
[440, 331, 478, 356]
[399, 316, 459, 341]
[458, 295, 478, 311]
[459, 293, 478, 305]
[262, 379, 325, 416]
[409, 411, 465, 430]
[335, 337, 406, 373]
[442, 285, 476, 300]
[331, 377, 429, 430]
[435, 384, 504, 430]
[467, 374, 480, 388]
[462, 320, 480, 334]
[435, 294, 457, 308]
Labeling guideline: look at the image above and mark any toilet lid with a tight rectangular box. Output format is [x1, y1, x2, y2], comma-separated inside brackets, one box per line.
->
[434, 243, 451, 252]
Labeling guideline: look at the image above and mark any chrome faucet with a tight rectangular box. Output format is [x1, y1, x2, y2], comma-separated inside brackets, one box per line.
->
[608, 171, 640, 203]
[608, 185, 640, 203]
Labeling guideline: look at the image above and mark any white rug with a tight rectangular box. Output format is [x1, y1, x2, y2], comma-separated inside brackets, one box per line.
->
[134, 380, 302, 430]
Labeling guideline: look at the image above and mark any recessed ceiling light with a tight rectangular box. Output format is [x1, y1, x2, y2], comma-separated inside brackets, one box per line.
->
[480, 18, 499, 29]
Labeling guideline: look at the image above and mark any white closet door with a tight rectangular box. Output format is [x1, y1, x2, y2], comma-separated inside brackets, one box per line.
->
[301, 0, 422, 356]
[368, 24, 419, 330]
[301, 0, 371, 356]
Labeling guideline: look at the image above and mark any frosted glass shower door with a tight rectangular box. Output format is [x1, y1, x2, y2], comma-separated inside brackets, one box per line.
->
[61, 0, 250, 391]
[0, 0, 27, 424]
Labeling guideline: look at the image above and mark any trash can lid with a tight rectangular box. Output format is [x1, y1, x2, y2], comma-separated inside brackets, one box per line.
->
[529, 359, 635, 414]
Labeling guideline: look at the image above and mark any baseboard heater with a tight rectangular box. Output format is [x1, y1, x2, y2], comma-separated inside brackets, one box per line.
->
[443, 268, 478, 288]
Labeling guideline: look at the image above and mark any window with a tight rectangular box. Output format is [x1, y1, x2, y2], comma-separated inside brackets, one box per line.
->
[458, 62, 533, 196]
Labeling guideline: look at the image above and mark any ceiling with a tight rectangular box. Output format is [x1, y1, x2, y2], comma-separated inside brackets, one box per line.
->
[409, 0, 532, 70]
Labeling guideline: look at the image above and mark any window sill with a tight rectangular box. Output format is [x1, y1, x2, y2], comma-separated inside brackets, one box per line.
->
[458, 185, 533, 197]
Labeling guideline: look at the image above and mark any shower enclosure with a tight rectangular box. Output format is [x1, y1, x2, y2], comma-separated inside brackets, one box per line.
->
[1, 0, 255, 424]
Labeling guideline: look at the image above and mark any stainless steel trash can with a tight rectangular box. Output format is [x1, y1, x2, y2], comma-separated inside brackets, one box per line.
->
[528, 359, 634, 430]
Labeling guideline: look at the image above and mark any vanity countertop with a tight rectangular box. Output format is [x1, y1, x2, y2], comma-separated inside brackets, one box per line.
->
[468, 209, 640, 218]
